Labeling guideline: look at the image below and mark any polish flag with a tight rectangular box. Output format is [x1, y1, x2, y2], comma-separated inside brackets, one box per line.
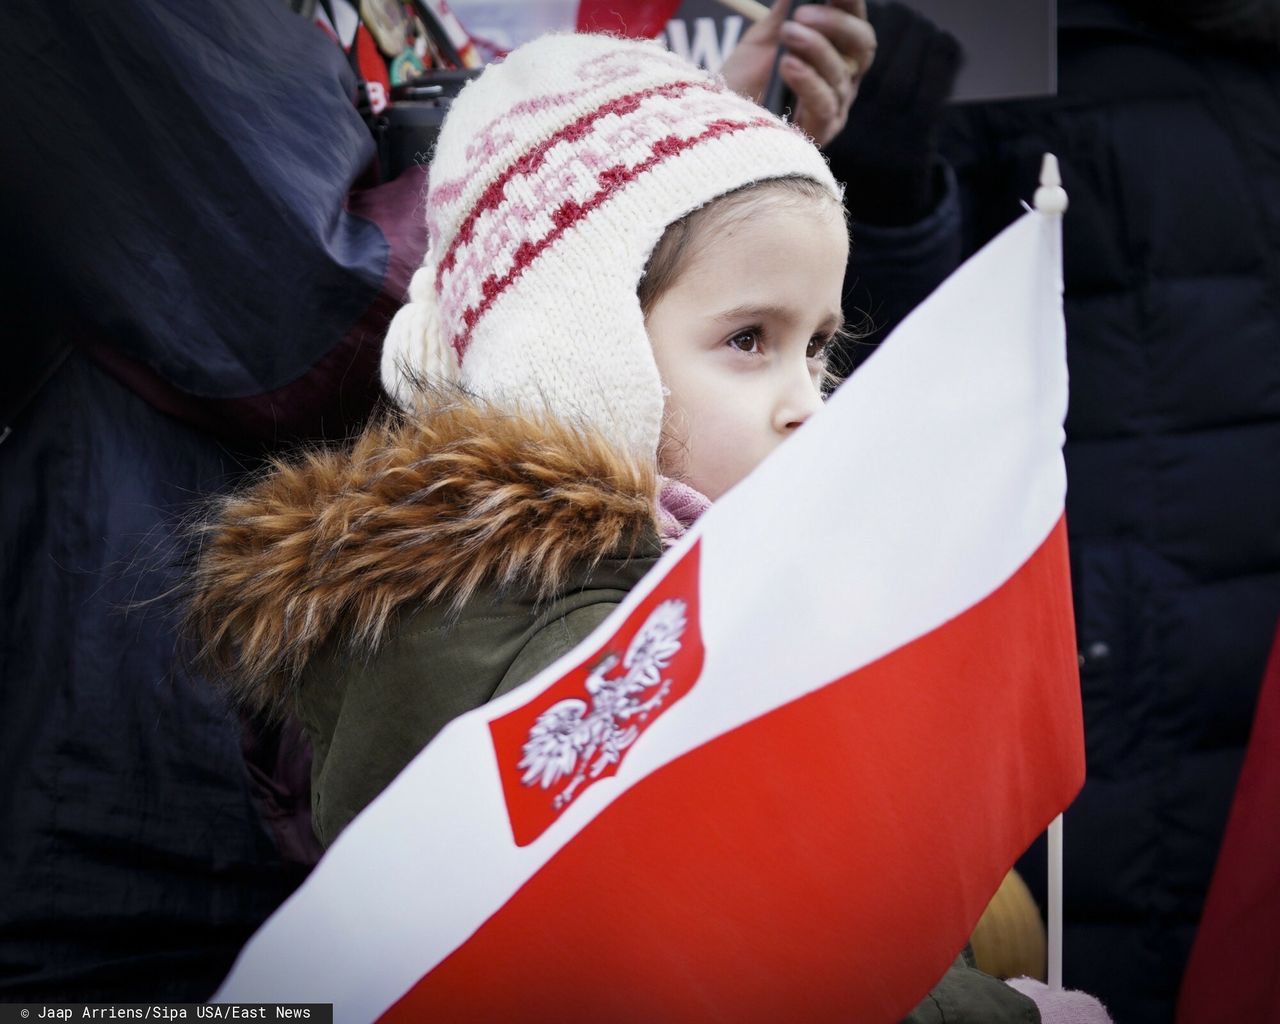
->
[576, 1, 686, 39]
[444, 2, 683, 56]
[214, 203, 1083, 1021]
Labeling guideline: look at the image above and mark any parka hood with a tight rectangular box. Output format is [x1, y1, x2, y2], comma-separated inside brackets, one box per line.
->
[186, 390, 659, 716]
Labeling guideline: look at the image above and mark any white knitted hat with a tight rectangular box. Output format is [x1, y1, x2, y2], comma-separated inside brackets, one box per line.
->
[381, 32, 841, 456]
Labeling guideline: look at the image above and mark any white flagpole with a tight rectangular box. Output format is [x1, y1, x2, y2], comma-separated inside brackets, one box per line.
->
[1034, 153, 1069, 992]
[1047, 814, 1064, 989]
[712, 0, 770, 21]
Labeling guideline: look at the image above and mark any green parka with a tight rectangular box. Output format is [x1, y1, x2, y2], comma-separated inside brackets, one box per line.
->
[188, 393, 1037, 1024]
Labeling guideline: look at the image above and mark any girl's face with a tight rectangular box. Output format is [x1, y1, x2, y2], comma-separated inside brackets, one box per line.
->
[645, 195, 848, 501]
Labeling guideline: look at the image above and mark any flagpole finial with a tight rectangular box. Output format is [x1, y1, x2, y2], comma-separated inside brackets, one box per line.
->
[1034, 154, 1069, 215]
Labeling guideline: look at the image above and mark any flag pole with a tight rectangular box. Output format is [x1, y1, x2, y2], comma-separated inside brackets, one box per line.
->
[712, 0, 770, 21]
[1047, 814, 1064, 989]
[1033, 153, 1069, 992]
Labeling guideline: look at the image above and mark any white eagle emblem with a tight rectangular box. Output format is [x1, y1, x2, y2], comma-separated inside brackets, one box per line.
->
[517, 599, 688, 809]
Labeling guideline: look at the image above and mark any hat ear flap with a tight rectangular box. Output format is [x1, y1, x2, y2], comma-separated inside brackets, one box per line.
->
[380, 261, 457, 408]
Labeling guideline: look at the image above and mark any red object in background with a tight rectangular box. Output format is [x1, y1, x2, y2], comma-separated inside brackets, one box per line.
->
[355, 24, 392, 113]
[576, 0, 684, 38]
[1177, 616, 1280, 1022]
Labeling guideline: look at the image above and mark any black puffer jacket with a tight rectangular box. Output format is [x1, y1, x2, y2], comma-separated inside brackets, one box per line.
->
[941, 3, 1280, 1021]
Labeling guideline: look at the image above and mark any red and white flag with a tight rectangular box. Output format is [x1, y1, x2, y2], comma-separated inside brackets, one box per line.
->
[576, 0, 685, 38]
[446, 1, 685, 48]
[215, 205, 1083, 1021]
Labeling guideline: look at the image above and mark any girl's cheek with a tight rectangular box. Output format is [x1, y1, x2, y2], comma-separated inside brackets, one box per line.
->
[655, 422, 687, 477]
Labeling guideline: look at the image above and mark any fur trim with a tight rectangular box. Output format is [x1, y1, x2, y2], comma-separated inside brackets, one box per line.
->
[185, 390, 658, 714]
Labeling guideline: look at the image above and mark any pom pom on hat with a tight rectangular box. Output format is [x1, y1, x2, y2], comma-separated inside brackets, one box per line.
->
[380, 260, 457, 409]
[381, 32, 841, 456]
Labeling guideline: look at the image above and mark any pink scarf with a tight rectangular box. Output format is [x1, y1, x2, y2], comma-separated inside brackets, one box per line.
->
[655, 476, 711, 549]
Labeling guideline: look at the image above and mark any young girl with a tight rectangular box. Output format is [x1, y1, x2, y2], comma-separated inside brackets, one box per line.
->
[187, 32, 1062, 1023]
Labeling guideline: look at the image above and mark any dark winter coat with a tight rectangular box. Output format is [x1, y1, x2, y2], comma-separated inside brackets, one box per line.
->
[940, 4, 1280, 1020]
[0, 0, 425, 999]
[187, 395, 663, 847]
[188, 394, 1038, 1023]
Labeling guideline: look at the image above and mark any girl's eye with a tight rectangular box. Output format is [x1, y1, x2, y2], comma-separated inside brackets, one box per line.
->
[808, 335, 831, 360]
[726, 329, 762, 354]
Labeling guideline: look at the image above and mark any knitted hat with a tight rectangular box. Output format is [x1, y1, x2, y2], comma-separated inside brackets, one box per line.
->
[381, 32, 841, 456]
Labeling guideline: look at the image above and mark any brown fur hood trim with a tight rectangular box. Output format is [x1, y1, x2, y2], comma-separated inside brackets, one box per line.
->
[185, 391, 658, 714]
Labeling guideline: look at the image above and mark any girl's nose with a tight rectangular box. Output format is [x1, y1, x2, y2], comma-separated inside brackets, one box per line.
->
[774, 371, 824, 434]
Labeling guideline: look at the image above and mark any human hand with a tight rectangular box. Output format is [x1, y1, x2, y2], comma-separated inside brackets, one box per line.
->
[1005, 977, 1114, 1023]
[824, 1, 961, 225]
[721, 0, 876, 147]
